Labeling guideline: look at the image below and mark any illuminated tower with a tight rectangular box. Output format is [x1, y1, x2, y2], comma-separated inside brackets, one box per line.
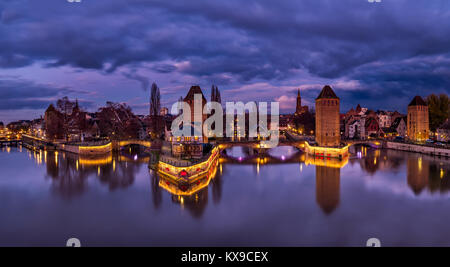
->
[315, 85, 340, 147]
[407, 96, 429, 141]
[296, 89, 302, 114]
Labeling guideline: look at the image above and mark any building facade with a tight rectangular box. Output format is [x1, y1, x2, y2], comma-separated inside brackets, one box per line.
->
[184, 85, 207, 125]
[315, 85, 340, 147]
[407, 96, 429, 141]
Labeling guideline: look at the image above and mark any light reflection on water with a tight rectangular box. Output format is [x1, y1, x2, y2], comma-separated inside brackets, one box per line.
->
[0, 144, 450, 246]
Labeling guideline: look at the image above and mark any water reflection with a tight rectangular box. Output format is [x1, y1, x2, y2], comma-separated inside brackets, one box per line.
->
[316, 165, 340, 214]
[351, 145, 450, 195]
[38, 147, 145, 199]
[155, 158, 221, 218]
[5, 144, 450, 245]
[15, 144, 450, 215]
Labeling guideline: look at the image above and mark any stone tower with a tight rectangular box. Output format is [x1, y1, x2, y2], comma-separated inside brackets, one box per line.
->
[183, 85, 207, 124]
[407, 96, 429, 141]
[315, 85, 340, 147]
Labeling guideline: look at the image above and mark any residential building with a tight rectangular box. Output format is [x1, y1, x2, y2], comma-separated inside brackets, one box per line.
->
[437, 119, 450, 142]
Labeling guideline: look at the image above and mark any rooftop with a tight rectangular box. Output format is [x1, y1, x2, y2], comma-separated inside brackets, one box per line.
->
[316, 85, 339, 100]
[184, 85, 207, 102]
[408, 96, 427, 107]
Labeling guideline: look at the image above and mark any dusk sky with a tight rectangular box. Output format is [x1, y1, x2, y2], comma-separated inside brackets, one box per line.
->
[1, 0, 450, 123]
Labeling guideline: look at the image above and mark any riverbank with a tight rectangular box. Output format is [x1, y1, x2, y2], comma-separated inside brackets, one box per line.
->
[22, 134, 112, 155]
[385, 141, 450, 158]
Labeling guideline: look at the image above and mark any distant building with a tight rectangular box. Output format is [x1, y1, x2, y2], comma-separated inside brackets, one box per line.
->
[315, 85, 340, 147]
[346, 118, 365, 139]
[31, 118, 45, 138]
[355, 104, 367, 116]
[390, 111, 404, 126]
[295, 89, 309, 115]
[160, 107, 169, 116]
[437, 119, 450, 142]
[365, 117, 381, 138]
[377, 110, 391, 128]
[383, 116, 407, 138]
[407, 96, 429, 141]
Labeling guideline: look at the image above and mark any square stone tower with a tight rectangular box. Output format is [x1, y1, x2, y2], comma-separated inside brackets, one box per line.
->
[407, 96, 429, 141]
[315, 85, 340, 147]
[183, 85, 207, 124]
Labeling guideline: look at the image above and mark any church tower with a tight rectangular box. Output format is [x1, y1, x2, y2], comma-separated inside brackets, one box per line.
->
[295, 89, 308, 115]
[296, 89, 302, 114]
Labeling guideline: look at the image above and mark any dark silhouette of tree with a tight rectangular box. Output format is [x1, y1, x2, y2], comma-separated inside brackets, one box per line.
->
[56, 96, 76, 140]
[44, 104, 64, 139]
[150, 82, 161, 117]
[97, 102, 138, 139]
[427, 94, 450, 131]
[215, 86, 221, 104]
[210, 85, 221, 103]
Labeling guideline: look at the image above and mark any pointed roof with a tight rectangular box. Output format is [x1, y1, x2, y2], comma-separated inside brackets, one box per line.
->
[391, 116, 406, 130]
[355, 104, 362, 113]
[45, 104, 57, 113]
[184, 85, 207, 102]
[316, 85, 338, 100]
[297, 89, 301, 98]
[408, 96, 427, 107]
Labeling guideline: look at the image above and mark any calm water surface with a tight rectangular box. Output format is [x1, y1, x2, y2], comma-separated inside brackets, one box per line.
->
[1, 145, 450, 246]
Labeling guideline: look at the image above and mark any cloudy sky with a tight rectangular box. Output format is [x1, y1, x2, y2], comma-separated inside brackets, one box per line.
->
[0, 0, 449, 123]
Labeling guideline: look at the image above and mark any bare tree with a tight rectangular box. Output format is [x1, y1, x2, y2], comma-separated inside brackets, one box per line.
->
[56, 97, 76, 140]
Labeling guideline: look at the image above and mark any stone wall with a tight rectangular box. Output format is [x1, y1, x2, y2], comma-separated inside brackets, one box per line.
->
[56, 143, 112, 155]
[386, 141, 450, 157]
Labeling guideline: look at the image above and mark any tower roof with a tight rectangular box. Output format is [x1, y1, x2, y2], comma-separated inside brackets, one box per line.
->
[408, 96, 427, 107]
[45, 104, 56, 113]
[316, 85, 338, 100]
[184, 85, 207, 102]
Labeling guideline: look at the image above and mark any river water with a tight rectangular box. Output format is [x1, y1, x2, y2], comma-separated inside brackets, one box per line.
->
[0, 145, 450, 246]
